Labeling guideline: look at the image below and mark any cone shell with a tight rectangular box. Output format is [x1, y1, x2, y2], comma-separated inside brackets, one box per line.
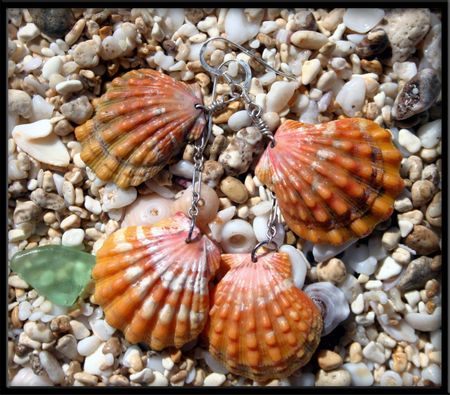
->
[207, 252, 323, 380]
[92, 212, 220, 350]
[75, 69, 206, 188]
[255, 118, 404, 245]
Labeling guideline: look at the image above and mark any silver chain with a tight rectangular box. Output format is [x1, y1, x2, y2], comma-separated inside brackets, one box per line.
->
[251, 193, 280, 262]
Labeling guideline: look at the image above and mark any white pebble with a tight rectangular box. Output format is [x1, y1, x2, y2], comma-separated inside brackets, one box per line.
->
[224, 8, 261, 45]
[343, 8, 385, 33]
[10, 367, 52, 386]
[376, 257, 402, 280]
[23, 57, 42, 73]
[122, 345, 142, 367]
[84, 343, 113, 376]
[421, 364, 441, 385]
[102, 183, 137, 211]
[351, 294, 365, 315]
[202, 350, 229, 374]
[84, 196, 102, 215]
[18, 301, 32, 320]
[228, 110, 252, 131]
[17, 23, 40, 42]
[31, 95, 54, 121]
[405, 307, 441, 332]
[398, 220, 414, 237]
[249, 200, 272, 216]
[62, 228, 85, 247]
[77, 335, 102, 356]
[204, 372, 226, 386]
[362, 341, 385, 364]
[169, 160, 194, 179]
[153, 51, 175, 70]
[266, 81, 299, 113]
[313, 239, 357, 262]
[220, 219, 257, 253]
[39, 351, 64, 384]
[252, 215, 285, 246]
[398, 129, 421, 154]
[342, 362, 374, 386]
[336, 77, 366, 116]
[147, 354, 164, 373]
[91, 319, 115, 341]
[417, 119, 441, 148]
[393, 62, 418, 81]
[55, 80, 83, 95]
[301, 59, 321, 85]
[279, 244, 308, 289]
[149, 371, 168, 386]
[380, 370, 403, 386]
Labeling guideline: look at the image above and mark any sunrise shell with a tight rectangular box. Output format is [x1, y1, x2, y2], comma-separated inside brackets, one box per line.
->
[255, 118, 404, 245]
[75, 69, 206, 188]
[92, 212, 220, 350]
[207, 251, 323, 380]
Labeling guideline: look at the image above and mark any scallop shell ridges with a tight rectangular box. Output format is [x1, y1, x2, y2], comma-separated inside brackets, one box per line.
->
[92, 212, 220, 350]
[207, 252, 323, 380]
[75, 69, 206, 187]
[255, 118, 404, 245]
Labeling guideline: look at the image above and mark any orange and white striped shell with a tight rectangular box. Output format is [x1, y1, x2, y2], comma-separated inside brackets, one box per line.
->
[92, 212, 220, 350]
[255, 118, 404, 245]
[75, 69, 206, 188]
[207, 251, 323, 380]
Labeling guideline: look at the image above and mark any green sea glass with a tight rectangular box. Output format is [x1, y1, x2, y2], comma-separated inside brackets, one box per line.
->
[10, 245, 96, 307]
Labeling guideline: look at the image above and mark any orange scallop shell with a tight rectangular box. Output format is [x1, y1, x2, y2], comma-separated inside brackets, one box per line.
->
[92, 212, 220, 350]
[75, 69, 206, 188]
[207, 251, 323, 380]
[255, 118, 404, 245]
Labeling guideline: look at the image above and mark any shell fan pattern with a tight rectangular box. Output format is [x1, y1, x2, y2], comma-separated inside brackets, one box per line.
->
[92, 212, 220, 350]
[207, 252, 323, 381]
[255, 118, 404, 245]
[75, 69, 206, 188]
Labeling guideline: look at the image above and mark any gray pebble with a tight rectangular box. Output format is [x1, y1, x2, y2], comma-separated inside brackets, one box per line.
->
[30, 188, 65, 210]
[355, 29, 388, 59]
[392, 69, 441, 121]
[60, 96, 93, 125]
[398, 256, 440, 291]
[28, 9, 75, 39]
[13, 200, 41, 224]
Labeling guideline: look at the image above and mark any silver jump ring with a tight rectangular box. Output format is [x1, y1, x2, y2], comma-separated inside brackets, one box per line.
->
[251, 240, 278, 262]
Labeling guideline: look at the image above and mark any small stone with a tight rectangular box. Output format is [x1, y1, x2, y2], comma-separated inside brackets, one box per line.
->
[73, 40, 99, 68]
[291, 30, 328, 49]
[60, 96, 93, 125]
[61, 228, 85, 247]
[203, 372, 226, 386]
[266, 81, 299, 113]
[39, 351, 65, 384]
[24, 321, 54, 343]
[13, 201, 41, 224]
[342, 362, 374, 386]
[411, 180, 435, 207]
[362, 341, 385, 364]
[42, 57, 63, 80]
[102, 183, 137, 211]
[84, 196, 102, 215]
[149, 371, 169, 386]
[315, 369, 351, 386]
[392, 68, 440, 121]
[318, 350, 343, 371]
[224, 8, 261, 45]
[29, 9, 75, 39]
[376, 257, 403, 280]
[336, 77, 366, 117]
[65, 18, 86, 46]
[398, 256, 440, 291]
[55, 334, 80, 360]
[220, 176, 248, 204]
[130, 368, 154, 384]
[404, 225, 440, 255]
[227, 110, 251, 131]
[56, 80, 83, 95]
[426, 192, 441, 227]
[8, 89, 32, 119]
[398, 129, 421, 154]
[70, 320, 90, 339]
[393, 62, 418, 81]
[317, 258, 347, 284]
[17, 23, 40, 42]
[349, 342, 363, 363]
[381, 227, 401, 251]
[30, 188, 65, 211]
[417, 119, 441, 148]
[301, 59, 321, 85]
[343, 8, 385, 33]
[73, 372, 98, 386]
[398, 220, 414, 238]
[356, 29, 389, 59]
[351, 294, 365, 315]
[397, 210, 423, 225]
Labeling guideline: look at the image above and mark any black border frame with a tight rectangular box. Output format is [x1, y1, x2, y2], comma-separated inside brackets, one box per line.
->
[2, 1, 448, 394]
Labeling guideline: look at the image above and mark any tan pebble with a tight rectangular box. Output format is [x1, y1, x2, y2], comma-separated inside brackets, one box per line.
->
[219, 197, 232, 209]
[108, 374, 129, 386]
[404, 225, 440, 256]
[50, 315, 71, 333]
[73, 371, 98, 386]
[411, 180, 435, 207]
[317, 349, 343, 371]
[170, 370, 187, 385]
[349, 342, 363, 363]
[315, 368, 351, 386]
[11, 305, 22, 328]
[361, 59, 383, 74]
[392, 350, 408, 372]
[425, 191, 441, 227]
[170, 348, 182, 364]
[60, 214, 80, 231]
[129, 352, 143, 372]
[220, 176, 248, 204]
[291, 30, 329, 49]
[244, 173, 256, 196]
[317, 258, 347, 284]
[193, 368, 205, 386]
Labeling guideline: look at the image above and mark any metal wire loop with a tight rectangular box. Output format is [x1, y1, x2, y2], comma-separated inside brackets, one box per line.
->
[251, 240, 279, 262]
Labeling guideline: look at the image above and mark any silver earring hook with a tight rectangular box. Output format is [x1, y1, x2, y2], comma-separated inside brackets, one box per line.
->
[199, 36, 297, 82]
